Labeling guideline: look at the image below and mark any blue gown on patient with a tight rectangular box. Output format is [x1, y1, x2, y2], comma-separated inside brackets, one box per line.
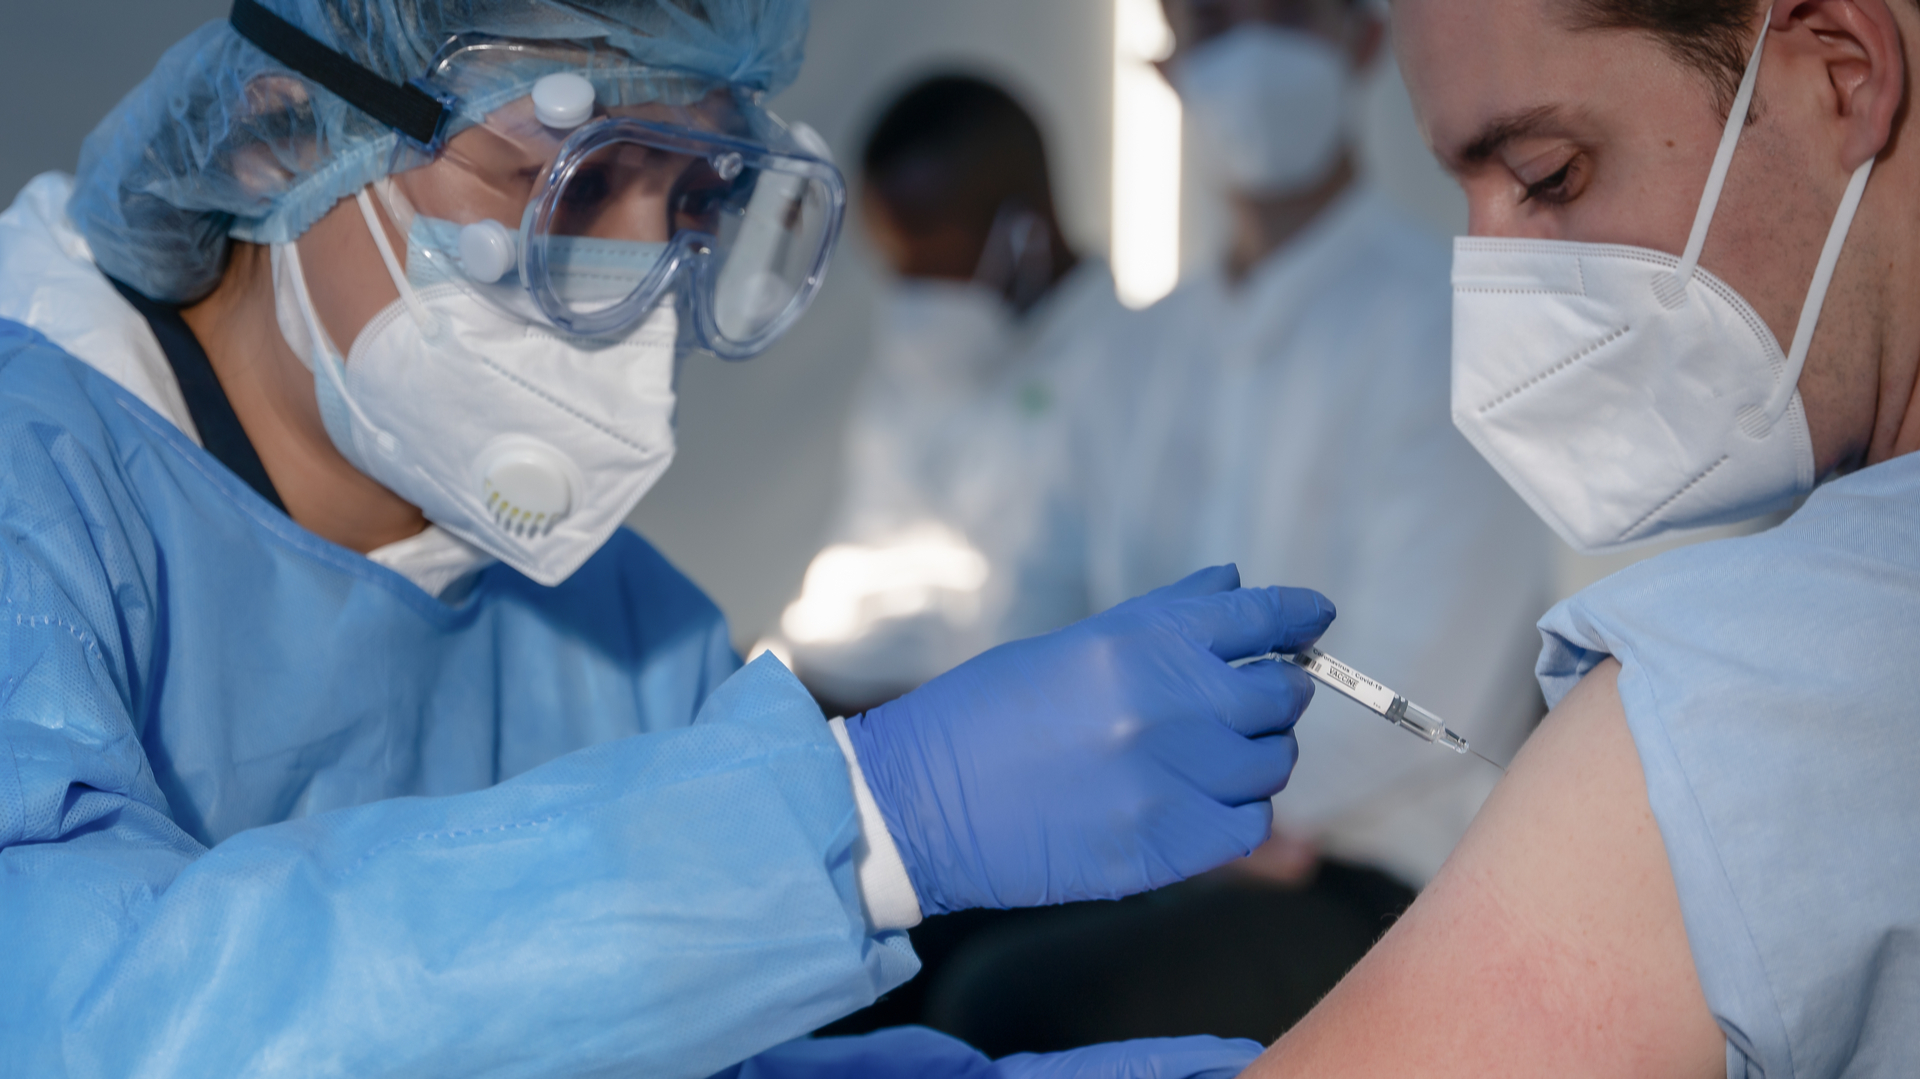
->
[0, 320, 915, 1076]
[1538, 453, 1920, 1078]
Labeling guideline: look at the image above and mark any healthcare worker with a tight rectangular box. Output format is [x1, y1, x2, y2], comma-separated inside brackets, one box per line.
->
[0, 2, 1333, 1075]
[772, 74, 1124, 712]
[922, 0, 1556, 1053]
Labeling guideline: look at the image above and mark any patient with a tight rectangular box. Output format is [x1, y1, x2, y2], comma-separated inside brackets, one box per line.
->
[1245, 0, 1920, 1075]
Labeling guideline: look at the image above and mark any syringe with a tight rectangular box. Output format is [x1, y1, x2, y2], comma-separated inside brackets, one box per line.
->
[1232, 646, 1504, 770]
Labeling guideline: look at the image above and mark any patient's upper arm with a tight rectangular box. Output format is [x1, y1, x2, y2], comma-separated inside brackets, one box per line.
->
[1243, 659, 1725, 1077]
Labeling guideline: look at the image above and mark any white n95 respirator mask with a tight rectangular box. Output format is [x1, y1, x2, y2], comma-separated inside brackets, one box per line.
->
[273, 186, 679, 587]
[1451, 22, 1872, 555]
[1171, 25, 1352, 196]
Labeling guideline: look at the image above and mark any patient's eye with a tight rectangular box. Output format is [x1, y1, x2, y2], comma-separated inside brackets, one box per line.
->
[1513, 148, 1586, 208]
[1522, 162, 1574, 204]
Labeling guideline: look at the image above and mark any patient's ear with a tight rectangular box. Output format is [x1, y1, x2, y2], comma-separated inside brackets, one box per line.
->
[1771, 0, 1905, 170]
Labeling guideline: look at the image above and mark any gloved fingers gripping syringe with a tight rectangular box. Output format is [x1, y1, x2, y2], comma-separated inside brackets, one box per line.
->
[1232, 646, 1507, 771]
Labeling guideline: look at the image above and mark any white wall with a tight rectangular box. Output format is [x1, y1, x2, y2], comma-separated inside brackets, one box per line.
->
[629, 0, 1114, 646]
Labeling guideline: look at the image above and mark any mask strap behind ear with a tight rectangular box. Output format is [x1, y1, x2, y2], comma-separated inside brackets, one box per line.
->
[1673, 20, 1770, 286]
[1770, 156, 1874, 417]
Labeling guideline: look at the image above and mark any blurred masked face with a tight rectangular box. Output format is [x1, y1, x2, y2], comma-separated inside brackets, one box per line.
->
[859, 170, 984, 283]
[1160, 0, 1353, 53]
[860, 155, 1057, 314]
[1158, 0, 1376, 195]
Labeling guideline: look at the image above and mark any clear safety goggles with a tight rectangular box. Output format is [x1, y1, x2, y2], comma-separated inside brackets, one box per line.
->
[398, 100, 844, 354]
[229, 5, 847, 356]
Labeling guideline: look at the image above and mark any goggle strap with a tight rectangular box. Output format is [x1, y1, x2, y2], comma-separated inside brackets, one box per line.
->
[230, 0, 452, 150]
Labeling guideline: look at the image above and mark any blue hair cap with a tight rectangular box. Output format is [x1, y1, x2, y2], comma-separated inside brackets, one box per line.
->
[69, 0, 811, 302]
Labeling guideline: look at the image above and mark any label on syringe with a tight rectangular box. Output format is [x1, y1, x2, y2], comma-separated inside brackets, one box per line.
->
[1291, 648, 1397, 716]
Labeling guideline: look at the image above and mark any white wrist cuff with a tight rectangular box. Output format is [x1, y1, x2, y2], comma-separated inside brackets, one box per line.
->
[828, 717, 924, 931]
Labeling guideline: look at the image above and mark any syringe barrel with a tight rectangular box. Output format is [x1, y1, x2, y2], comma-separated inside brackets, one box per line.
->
[1401, 700, 1471, 754]
[1384, 696, 1442, 741]
[1273, 649, 1472, 755]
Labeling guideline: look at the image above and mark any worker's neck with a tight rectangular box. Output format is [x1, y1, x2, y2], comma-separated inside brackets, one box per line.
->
[180, 243, 428, 553]
[1224, 154, 1358, 286]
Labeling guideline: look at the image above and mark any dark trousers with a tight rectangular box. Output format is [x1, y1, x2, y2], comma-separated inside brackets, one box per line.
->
[817, 860, 1415, 1054]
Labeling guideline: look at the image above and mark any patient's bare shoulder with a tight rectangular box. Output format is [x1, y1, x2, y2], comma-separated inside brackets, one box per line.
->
[1242, 659, 1723, 1077]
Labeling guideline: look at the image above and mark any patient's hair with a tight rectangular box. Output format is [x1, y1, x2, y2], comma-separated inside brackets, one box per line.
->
[1559, 0, 1764, 112]
[859, 73, 1056, 237]
[1565, 0, 1920, 114]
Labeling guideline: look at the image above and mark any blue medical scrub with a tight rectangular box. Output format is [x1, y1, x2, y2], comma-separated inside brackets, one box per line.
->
[1538, 453, 1920, 1078]
[0, 320, 916, 1076]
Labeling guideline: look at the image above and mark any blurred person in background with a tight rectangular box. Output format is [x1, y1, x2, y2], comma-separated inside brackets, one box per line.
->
[910, 0, 1556, 1054]
[764, 74, 1123, 714]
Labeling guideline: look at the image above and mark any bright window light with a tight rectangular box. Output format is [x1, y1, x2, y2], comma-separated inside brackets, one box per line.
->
[1111, 0, 1181, 309]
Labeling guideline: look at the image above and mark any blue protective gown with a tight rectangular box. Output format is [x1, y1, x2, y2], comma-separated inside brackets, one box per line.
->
[0, 319, 917, 1076]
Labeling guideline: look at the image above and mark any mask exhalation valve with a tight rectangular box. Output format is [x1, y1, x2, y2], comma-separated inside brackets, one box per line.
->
[481, 440, 574, 538]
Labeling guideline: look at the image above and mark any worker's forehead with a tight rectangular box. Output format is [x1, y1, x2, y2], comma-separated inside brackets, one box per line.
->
[1395, 0, 1692, 169]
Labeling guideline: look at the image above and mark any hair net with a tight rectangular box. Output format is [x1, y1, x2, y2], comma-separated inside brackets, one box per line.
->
[70, 0, 811, 303]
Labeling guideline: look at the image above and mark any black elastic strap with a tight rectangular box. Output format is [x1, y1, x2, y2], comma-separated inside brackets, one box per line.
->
[108, 278, 288, 514]
[230, 0, 450, 148]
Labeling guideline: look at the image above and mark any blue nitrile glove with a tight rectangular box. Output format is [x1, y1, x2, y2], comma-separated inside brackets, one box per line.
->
[844, 565, 1333, 914]
[727, 1026, 1262, 1078]
[995, 1035, 1265, 1078]
[726, 1026, 993, 1077]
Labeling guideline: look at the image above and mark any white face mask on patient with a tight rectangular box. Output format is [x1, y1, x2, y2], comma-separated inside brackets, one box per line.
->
[273, 186, 680, 587]
[1450, 23, 1874, 555]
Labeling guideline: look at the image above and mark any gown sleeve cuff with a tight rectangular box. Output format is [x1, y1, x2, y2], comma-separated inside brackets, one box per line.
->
[827, 716, 924, 931]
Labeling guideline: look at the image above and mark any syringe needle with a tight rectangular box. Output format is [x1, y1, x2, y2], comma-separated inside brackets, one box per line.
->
[1469, 746, 1507, 773]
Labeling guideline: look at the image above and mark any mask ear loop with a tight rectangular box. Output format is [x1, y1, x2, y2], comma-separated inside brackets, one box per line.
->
[1665, 21, 1771, 296]
[1768, 157, 1874, 419]
[1660, 18, 1876, 425]
[355, 188, 443, 339]
[290, 205, 400, 457]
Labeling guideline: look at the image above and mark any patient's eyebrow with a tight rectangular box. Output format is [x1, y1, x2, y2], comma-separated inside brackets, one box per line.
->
[1454, 105, 1568, 169]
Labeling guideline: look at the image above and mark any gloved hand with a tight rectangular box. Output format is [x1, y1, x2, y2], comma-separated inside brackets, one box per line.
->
[726, 1025, 1262, 1079]
[845, 565, 1333, 914]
